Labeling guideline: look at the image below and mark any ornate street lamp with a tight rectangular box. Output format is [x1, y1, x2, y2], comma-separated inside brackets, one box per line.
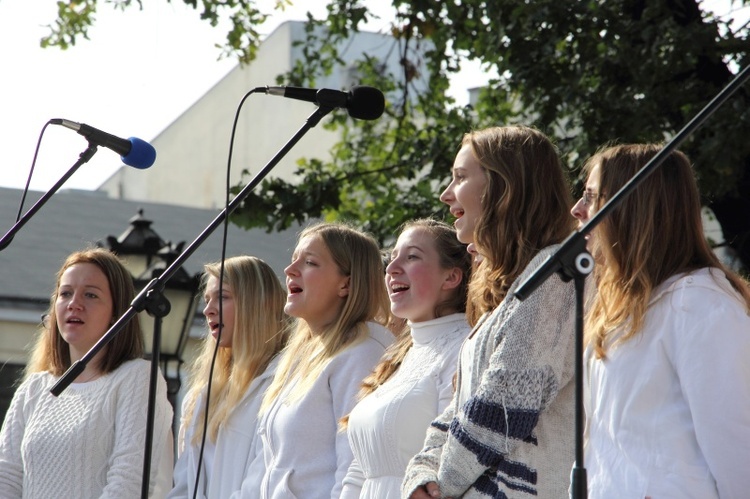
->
[102, 209, 164, 279]
[99, 209, 200, 409]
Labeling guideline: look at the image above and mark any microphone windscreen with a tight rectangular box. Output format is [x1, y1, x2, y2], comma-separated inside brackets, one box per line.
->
[348, 86, 385, 120]
[122, 137, 157, 169]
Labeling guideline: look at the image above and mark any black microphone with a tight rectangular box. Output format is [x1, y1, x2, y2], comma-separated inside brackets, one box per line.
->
[264, 85, 385, 121]
[51, 119, 157, 169]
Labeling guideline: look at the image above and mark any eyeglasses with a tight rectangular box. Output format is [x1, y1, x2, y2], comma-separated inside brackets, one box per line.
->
[581, 190, 602, 207]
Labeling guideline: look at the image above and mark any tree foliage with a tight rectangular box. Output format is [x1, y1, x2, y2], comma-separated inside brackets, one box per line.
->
[47, 0, 750, 269]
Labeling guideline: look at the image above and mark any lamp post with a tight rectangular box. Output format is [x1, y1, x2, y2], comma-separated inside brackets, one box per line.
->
[99, 209, 200, 414]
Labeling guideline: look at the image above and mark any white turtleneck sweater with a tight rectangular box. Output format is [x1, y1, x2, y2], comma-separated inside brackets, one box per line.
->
[0, 358, 173, 499]
[340, 313, 470, 499]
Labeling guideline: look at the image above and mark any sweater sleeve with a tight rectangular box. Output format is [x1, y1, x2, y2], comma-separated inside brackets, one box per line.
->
[229, 426, 267, 499]
[153, 427, 176, 498]
[229, 369, 277, 499]
[0, 376, 37, 498]
[167, 441, 197, 499]
[101, 361, 174, 499]
[339, 456, 365, 499]
[401, 399, 456, 497]
[670, 284, 750, 498]
[439, 271, 574, 497]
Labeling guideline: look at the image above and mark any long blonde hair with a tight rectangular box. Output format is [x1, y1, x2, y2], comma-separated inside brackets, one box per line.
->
[584, 144, 750, 358]
[184, 256, 289, 443]
[260, 222, 391, 412]
[27, 247, 143, 378]
[464, 126, 576, 325]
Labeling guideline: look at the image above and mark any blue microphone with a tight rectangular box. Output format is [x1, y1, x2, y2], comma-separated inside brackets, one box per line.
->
[52, 118, 157, 169]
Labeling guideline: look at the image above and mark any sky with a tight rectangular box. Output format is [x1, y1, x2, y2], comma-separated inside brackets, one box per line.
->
[0, 0, 406, 192]
[0, 0, 746, 194]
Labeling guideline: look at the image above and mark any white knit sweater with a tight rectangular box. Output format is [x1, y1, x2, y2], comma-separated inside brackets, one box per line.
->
[258, 322, 394, 499]
[341, 313, 470, 498]
[0, 358, 173, 499]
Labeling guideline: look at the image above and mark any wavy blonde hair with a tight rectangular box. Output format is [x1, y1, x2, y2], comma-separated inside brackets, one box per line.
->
[260, 222, 391, 413]
[184, 256, 290, 443]
[463, 126, 576, 325]
[584, 144, 750, 358]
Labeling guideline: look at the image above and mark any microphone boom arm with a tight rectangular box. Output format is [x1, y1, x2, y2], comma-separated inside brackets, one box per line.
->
[51, 104, 336, 395]
[0, 142, 99, 252]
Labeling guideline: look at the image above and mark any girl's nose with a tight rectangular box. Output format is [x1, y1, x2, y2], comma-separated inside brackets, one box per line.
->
[67, 293, 83, 310]
[570, 197, 588, 222]
[439, 184, 453, 204]
[284, 261, 299, 276]
[385, 258, 401, 275]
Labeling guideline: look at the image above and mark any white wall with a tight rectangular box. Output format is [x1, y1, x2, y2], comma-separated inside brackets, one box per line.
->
[98, 21, 425, 210]
[0, 308, 40, 364]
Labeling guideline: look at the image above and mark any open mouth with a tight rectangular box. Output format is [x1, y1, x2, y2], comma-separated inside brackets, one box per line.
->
[390, 283, 410, 295]
[288, 284, 303, 294]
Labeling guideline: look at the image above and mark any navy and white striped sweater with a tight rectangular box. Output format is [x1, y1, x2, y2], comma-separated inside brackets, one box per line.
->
[402, 246, 576, 498]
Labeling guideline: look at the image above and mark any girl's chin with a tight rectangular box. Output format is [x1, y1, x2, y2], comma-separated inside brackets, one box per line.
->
[211, 329, 231, 343]
[283, 301, 300, 316]
[456, 230, 474, 245]
[390, 304, 420, 322]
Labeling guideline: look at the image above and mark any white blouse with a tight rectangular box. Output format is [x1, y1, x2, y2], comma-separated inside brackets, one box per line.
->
[585, 268, 750, 498]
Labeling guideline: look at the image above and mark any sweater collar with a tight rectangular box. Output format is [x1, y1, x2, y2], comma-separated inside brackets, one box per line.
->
[409, 313, 468, 346]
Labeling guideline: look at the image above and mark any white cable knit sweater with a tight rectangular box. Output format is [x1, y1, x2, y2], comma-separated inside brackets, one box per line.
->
[0, 358, 173, 499]
[341, 313, 470, 498]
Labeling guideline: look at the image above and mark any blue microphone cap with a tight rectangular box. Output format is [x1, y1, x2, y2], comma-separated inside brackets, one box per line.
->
[123, 137, 157, 169]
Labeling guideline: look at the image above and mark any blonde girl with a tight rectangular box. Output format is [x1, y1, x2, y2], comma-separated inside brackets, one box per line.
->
[258, 222, 393, 499]
[169, 256, 289, 499]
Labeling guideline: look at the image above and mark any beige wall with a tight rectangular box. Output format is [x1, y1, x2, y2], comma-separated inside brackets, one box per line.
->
[99, 22, 346, 209]
[98, 21, 429, 211]
[0, 307, 43, 365]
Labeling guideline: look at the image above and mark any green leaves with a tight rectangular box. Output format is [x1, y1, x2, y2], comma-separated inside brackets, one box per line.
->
[43, 0, 750, 267]
[41, 1, 100, 49]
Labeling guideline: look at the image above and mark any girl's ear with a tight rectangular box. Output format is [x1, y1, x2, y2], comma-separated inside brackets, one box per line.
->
[338, 276, 351, 298]
[441, 268, 462, 290]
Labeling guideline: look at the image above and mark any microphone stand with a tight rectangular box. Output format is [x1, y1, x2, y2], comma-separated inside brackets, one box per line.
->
[140, 290, 171, 499]
[50, 103, 337, 499]
[513, 63, 750, 499]
[0, 143, 99, 251]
